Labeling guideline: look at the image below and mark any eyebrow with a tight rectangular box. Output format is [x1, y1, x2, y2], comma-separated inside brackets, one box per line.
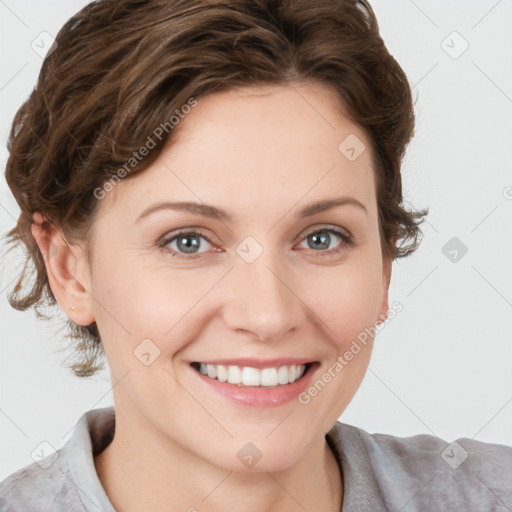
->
[136, 196, 367, 223]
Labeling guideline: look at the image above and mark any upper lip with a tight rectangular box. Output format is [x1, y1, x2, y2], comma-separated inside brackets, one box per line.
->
[191, 358, 316, 369]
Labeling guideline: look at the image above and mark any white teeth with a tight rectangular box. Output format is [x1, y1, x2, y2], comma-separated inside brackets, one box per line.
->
[260, 368, 278, 386]
[242, 367, 260, 386]
[207, 364, 216, 379]
[277, 366, 289, 384]
[196, 363, 306, 386]
[216, 365, 228, 382]
[227, 365, 242, 384]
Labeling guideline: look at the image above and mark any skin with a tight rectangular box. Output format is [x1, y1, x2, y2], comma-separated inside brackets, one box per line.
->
[32, 82, 392, 511]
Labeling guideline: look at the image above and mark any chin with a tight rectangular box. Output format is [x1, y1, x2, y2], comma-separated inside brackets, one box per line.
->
[204, 437, 308, 475]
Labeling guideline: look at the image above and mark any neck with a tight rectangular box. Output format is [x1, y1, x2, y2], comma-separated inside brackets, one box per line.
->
[94, 408, 343, 512]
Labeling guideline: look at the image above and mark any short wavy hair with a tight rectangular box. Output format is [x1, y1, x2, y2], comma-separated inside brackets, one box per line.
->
[3, 0, 428, 377]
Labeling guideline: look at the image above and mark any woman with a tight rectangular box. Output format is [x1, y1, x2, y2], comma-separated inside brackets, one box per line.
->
[1, 0, 510, 510]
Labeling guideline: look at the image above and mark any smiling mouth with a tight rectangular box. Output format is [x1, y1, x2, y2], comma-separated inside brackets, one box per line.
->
[190, 362, 314, 387]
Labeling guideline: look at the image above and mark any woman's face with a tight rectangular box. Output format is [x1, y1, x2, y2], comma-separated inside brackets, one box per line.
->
[80, 82, 391, 471]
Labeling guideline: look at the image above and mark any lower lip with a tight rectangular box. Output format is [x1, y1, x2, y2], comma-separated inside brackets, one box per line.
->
[191, 364, 319, 407]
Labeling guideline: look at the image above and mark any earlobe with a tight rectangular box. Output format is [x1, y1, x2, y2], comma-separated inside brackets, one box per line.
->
[31, 212, 95, 326]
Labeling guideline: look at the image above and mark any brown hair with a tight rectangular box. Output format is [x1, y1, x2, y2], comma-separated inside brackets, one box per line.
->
[3, 0, 428, 377]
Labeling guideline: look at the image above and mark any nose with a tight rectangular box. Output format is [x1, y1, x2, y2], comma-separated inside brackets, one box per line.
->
[220, 251, 302, 342]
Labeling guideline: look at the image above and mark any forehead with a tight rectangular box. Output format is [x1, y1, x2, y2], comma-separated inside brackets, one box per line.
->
[99, 82, 376, 222]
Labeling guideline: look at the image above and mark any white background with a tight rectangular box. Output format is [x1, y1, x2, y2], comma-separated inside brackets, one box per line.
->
[1, 0, 511, 481]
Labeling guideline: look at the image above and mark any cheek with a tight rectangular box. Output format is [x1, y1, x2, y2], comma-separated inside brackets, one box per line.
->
[89, 256, 220, 360]
[305, 260, 384, 349]
[292, 263, 383, 428]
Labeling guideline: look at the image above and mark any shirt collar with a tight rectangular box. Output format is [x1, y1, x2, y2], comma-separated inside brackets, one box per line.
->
[64, 406, 116, 512]
[326, 420, 387, 510]
[68, 407, 386, 512]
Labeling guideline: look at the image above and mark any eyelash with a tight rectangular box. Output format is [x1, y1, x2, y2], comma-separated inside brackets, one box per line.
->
[158, 227, 354, 260]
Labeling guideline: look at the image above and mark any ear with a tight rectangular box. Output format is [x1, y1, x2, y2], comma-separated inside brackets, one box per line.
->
[376, 255, 392, 326]
[31, 212, 95, 326]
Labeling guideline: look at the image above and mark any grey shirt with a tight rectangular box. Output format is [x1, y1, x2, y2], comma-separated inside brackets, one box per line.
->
[1, 406, 511, 511]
